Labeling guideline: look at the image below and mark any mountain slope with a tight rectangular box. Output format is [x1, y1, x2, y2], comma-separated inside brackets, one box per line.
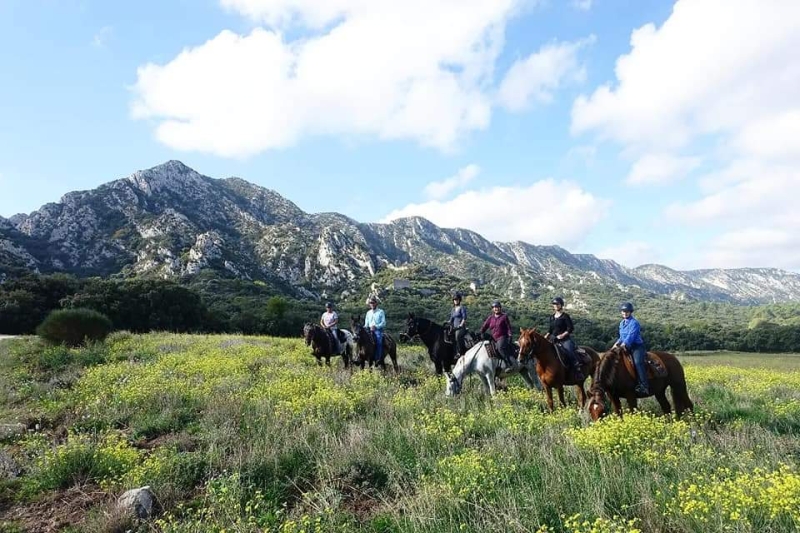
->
[1, 160, 799, 305]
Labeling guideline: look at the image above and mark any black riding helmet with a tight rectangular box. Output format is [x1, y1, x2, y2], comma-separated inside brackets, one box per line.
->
[325, 301, 333, 309]
[551, 297, 565, 306]
[620, 302, 634, 313]
[452, 291, 462, 302]
[491, 300, 502, 308]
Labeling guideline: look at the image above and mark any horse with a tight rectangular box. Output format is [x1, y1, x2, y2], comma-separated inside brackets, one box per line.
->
[445, 340, 541, 397]
[516, 328, 600, 411]
[404, 314, 470, 375]
[586, 345, 694, 421]
[303, 323, 356, 368]
[350, 316, 400, 373]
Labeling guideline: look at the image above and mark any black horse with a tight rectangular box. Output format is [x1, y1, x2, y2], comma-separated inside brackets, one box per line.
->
[303, 323, 355, 368]
[405, 314, 472, 375]
[350, 316, 400, 373]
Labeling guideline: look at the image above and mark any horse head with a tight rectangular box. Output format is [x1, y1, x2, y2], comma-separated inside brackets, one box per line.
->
[445, 371, 461, 397]
[517, 327, 546, 362]
[405, 313, 419, 338]
[586, 385, 607, 421]
[302, 323, 314, 346]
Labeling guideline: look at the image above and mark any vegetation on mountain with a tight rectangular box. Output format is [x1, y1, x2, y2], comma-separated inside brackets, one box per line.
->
[2, 269, 800, 352]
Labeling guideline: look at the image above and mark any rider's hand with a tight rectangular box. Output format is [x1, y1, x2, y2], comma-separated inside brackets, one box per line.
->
[370, 326, 376, 331]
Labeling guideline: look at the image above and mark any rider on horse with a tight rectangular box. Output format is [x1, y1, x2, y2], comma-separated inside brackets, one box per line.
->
[365, 296, 386, 363]
[449, 291, 468, 356]
[320, 302, 341, 354]
[614, 302, 649, 396]
[479, 300, 518, 372]
[547, 297, 583, 381]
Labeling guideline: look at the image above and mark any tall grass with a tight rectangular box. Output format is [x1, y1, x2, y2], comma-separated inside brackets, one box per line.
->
[1, 335, 799, 532]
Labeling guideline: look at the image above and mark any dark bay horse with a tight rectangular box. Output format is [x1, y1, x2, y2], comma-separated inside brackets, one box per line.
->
[350, 316, 400, 373]
[303, 323, 356, 368]
[587, 346, 694, 421]
[517, 328, 600, 411]
[404, 314, 465, 375]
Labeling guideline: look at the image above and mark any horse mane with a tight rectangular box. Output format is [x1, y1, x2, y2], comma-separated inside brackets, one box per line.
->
[593, 346, 622, 391]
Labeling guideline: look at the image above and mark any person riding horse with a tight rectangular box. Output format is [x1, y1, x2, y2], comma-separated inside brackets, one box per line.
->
[479, 300, 519, 372]
[614, 302, 649, 396]
[364, 296, 386, 364]
[547, 297, 583, 381]
[448, 291, 468, 357]
[320, 302, 341, 354]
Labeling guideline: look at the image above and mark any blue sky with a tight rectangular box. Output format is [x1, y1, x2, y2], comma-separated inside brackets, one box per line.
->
[2, 0, 799, 271]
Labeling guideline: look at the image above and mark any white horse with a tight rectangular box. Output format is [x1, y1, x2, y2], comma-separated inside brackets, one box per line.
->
[445, 341, 541, 396]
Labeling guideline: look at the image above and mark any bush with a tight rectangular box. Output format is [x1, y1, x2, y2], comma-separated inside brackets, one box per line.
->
[36, 308, 113, 347]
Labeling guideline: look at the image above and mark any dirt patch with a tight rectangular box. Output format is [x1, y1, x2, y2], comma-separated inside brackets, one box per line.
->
[0, 484, 108, 532]
[134, 432, 198, 452]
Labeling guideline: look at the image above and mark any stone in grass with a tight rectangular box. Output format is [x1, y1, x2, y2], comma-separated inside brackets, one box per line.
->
[0, 450, 21, 479]
[117, 486, 156, 519]
[0, 423, 26, 441]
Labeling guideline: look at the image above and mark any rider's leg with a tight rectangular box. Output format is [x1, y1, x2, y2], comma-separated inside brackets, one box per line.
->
[562, 338, 583, 378]
[331, 327, 341, 353]
[454, 327, 465, 356]
[632, 344, 650, 395]
[497, 336, 518, 371]
[373, 329, 384, 362]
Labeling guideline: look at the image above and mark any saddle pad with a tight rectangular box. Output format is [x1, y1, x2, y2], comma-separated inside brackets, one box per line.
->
[623, 351, 668, 380]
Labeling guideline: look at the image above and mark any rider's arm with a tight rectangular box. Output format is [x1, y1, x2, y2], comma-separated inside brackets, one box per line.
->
[374, 309, 386, 329]
[479, 315, 491, 335]
[620, 319, 640, 347]
[320, 315, 326, 328]
[330, 312, 339, 327]
[459, 306, 467, 328]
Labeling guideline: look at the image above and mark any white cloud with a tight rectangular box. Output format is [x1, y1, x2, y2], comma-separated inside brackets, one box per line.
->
[382, 179, 609, 247]
[132, 0, 591, 157]
[572, 0, 592, 11]
[571, 0, 800, 268]
[423, 164, 480, 200]
[597, 241, 659, 268]
[497, 36, 594, 112]
[626, 153, 701, 185]
[92, 26, 112, 47]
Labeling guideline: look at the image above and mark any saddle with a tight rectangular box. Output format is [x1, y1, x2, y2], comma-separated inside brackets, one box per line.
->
[553, 343, 590, 380]
[622, 351, 668, 380]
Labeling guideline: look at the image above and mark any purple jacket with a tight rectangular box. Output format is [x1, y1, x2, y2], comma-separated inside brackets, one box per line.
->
[480, 313, 511, 341]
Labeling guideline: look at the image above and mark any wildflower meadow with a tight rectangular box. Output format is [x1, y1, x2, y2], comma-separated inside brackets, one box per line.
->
[1, 333, 799, 532]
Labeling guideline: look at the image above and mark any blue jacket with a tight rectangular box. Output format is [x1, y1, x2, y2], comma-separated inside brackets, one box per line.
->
[617, 316, 644, 347]
[450, 305, 467, 327]
[364, 308, 386, 330]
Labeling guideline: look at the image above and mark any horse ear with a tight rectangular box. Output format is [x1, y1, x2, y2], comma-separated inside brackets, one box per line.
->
[408, 312, 414, 319]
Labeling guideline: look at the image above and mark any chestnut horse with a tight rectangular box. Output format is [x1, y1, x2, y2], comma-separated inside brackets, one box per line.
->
[517, 328, 600, 411]
[586, 346, 694, 421]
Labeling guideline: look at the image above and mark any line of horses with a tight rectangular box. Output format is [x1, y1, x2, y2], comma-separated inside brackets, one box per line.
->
[304, 314, 694, 421]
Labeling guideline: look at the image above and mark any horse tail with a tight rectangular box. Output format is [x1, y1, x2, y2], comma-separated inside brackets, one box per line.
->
[654, 351, 694, 416]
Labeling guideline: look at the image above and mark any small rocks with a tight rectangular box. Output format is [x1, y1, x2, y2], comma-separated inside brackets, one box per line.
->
[0, 423, 26, 441]
[0, 450, 21, 479]
[117, 486, 156, 519]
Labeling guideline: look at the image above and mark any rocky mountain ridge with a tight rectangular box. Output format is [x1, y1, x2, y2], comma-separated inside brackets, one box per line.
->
[1, 160, 798, 305]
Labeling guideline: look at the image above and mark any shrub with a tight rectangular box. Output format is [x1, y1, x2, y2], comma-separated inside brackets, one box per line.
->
[36, 308, 113, 346]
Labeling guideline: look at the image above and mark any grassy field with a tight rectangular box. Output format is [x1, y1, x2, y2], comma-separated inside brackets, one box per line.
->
[1, 334, 799, 533]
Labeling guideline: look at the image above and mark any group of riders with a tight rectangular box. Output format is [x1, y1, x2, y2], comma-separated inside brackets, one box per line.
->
[318, 292, 651, 397]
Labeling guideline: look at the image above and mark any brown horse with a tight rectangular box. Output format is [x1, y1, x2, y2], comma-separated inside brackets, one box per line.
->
[517, 328, 600, 411]
[587, 346, 694, 421]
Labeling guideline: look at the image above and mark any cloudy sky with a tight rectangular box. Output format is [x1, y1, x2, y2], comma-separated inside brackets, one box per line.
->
[1, 0, 799, 270]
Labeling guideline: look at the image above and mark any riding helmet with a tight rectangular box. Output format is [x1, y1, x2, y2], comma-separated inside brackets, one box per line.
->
[325, 301, 333, 309]
[368, 296, 378, 304]
[491, 300, 502, 308]
[551, 297, 565, 306]
[452, 291, 462, 301]
[619, 302, 634, 313]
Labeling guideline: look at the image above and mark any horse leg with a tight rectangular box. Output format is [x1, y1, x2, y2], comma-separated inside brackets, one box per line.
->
[654, 388, 672, 417]
[315, 355, 322, 367]
[610, 395, 623, 417]
[325, 355, 331, 367]
[485, 370, 497, 396]
[519, 368, 537, 390]
[575, 384, 587, 408]
[543, 385, 555, 412]
[434, 360, 443, 376]
[557, 386, 567, 408]
[625, 394, 638, 414]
